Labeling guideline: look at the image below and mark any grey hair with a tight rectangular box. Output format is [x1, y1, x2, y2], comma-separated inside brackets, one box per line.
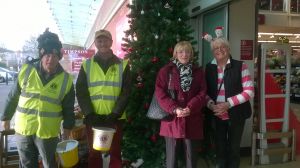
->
[210, 38, 230, 50]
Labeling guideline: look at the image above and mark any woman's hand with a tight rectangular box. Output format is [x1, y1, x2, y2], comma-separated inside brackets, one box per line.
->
[175, 107, 190, 117]
[213, 102, 230, 116]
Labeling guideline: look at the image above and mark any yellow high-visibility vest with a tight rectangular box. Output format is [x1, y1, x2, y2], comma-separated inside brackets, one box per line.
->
[82, 57, 128, 119]
[15, 64, 73, 139]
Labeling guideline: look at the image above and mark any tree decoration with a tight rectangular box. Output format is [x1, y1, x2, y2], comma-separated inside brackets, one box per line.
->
[122, 0, 196, 167]
[144, 102, 149, 110]
[178, 17, 182, 22]
[151, 56, 159, 63]
[136, 82, 144, 88]
[136, 75, 143, 82]
[131, 159, 144, 168]
[141, 9, 145, 15]
[168, 47, 174, 55]
[176, 34, 180, 42]
[164, 3, 171, 9]
[150, 134, 157, 142]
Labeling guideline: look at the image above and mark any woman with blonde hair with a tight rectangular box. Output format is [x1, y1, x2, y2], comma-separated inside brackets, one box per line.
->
[154, 41, 207, 168]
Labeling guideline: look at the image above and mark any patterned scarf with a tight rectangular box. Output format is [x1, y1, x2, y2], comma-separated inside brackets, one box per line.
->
[172, 59, 193, 92]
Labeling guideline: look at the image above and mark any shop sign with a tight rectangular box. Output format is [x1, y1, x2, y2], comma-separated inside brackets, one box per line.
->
[240, 40, 253, 60]
[60, 49, 95, 73]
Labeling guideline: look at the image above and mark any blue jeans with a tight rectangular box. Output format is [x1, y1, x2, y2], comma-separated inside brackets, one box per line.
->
[15, 134, 58, 168]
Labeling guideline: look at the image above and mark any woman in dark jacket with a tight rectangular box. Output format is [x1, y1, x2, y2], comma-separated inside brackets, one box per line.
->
[155, 41, 207, 168]
[206, 37, 254, 168]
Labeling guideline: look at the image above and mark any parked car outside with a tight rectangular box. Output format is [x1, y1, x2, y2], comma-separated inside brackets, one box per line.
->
[0, 71, 13, 82]
[0, 75, 4, 83]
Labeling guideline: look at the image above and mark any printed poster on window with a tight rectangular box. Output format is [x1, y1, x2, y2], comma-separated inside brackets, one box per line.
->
[60, 49, 95, 73]
[240, 40, 253, 60]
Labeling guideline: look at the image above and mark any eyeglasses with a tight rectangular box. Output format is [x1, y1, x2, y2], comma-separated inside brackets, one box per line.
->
[213, 46, 227, 52]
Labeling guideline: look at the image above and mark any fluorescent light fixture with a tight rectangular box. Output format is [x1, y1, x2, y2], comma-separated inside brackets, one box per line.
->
[258, 40, 276, 43]
[289, 41, 300, 43]
[274, 33, 294, 36]
[258, 32, 274, 35]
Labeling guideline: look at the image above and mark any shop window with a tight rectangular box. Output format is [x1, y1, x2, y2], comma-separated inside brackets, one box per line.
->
[290, 0, 300, 13]
[272, 0, 284, 11]
[259, 0, 285, 12]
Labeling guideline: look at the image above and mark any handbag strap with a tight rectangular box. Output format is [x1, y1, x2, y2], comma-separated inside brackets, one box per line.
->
[168, 73, 172, 90]
[215, 70, 226, 102]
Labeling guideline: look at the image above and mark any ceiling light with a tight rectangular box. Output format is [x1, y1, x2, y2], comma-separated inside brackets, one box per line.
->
[289, 41, 300, 43]
[258, 32, 274, 35]
[258, 41, 276, 43]
[274, 33, 293, 36]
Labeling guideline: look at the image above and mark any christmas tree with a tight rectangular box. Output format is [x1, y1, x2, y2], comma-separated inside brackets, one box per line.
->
[122, 0, 196, 167]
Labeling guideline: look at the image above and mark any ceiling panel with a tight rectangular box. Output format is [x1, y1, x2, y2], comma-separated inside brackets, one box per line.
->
[46, 0, 104, 47]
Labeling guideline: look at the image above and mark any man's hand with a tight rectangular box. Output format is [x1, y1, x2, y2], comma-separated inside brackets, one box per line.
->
[106, 113, 119, 123]
[62, 129, 71, 140]
[1, 121, 10, 130]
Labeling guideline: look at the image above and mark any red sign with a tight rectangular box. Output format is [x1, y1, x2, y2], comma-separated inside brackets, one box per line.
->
[62, 49, 95, 58]
[60, 49, 95, 73]
[240, 40, 253, 60]
[258, 14, 265, 25]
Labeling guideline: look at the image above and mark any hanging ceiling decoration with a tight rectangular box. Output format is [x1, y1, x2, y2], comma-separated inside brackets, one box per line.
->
[46, 0, 103, 47]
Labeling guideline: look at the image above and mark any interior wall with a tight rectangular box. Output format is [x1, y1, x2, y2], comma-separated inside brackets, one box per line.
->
[104, 1, 129, 58]
[85, 0, 127, 49]
[262, 14, 300, 27]
[229, 0, 256, 147]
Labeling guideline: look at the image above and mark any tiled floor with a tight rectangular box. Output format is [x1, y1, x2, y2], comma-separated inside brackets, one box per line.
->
[197, 155, 300, 168]
[240, 156, 300, 168]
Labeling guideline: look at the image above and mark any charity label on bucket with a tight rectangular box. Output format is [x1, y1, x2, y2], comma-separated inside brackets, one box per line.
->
[92, 127, 116, 151]
[56, 140, 79, 168]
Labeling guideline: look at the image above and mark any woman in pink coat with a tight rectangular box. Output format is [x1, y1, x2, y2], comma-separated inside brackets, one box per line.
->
[155, 41, 207, 168]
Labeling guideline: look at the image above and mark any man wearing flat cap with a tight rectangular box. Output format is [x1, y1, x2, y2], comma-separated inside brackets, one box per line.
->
[76, 29, 131, 168]
[0, 29, 75, 168]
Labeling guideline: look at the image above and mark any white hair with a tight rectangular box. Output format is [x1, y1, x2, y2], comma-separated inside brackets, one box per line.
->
[210, 38, 230, 50]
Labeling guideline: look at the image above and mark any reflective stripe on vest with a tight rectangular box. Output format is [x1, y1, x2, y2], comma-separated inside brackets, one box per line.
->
[16, 106, 62, 117]
[83, 57, 127, 118]
[15, 64, 72, 139]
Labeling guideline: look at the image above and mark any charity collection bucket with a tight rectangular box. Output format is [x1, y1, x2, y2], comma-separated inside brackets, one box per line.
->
[92, 127, 116, 151]
[56, 140, 79, 168]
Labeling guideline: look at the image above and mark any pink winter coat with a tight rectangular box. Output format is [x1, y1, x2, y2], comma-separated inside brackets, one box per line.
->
[155, 62, 207, 139]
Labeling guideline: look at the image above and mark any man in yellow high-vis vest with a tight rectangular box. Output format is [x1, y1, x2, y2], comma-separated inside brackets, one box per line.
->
[76, 29, 131, 168]
[0, 29, 75, 168]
